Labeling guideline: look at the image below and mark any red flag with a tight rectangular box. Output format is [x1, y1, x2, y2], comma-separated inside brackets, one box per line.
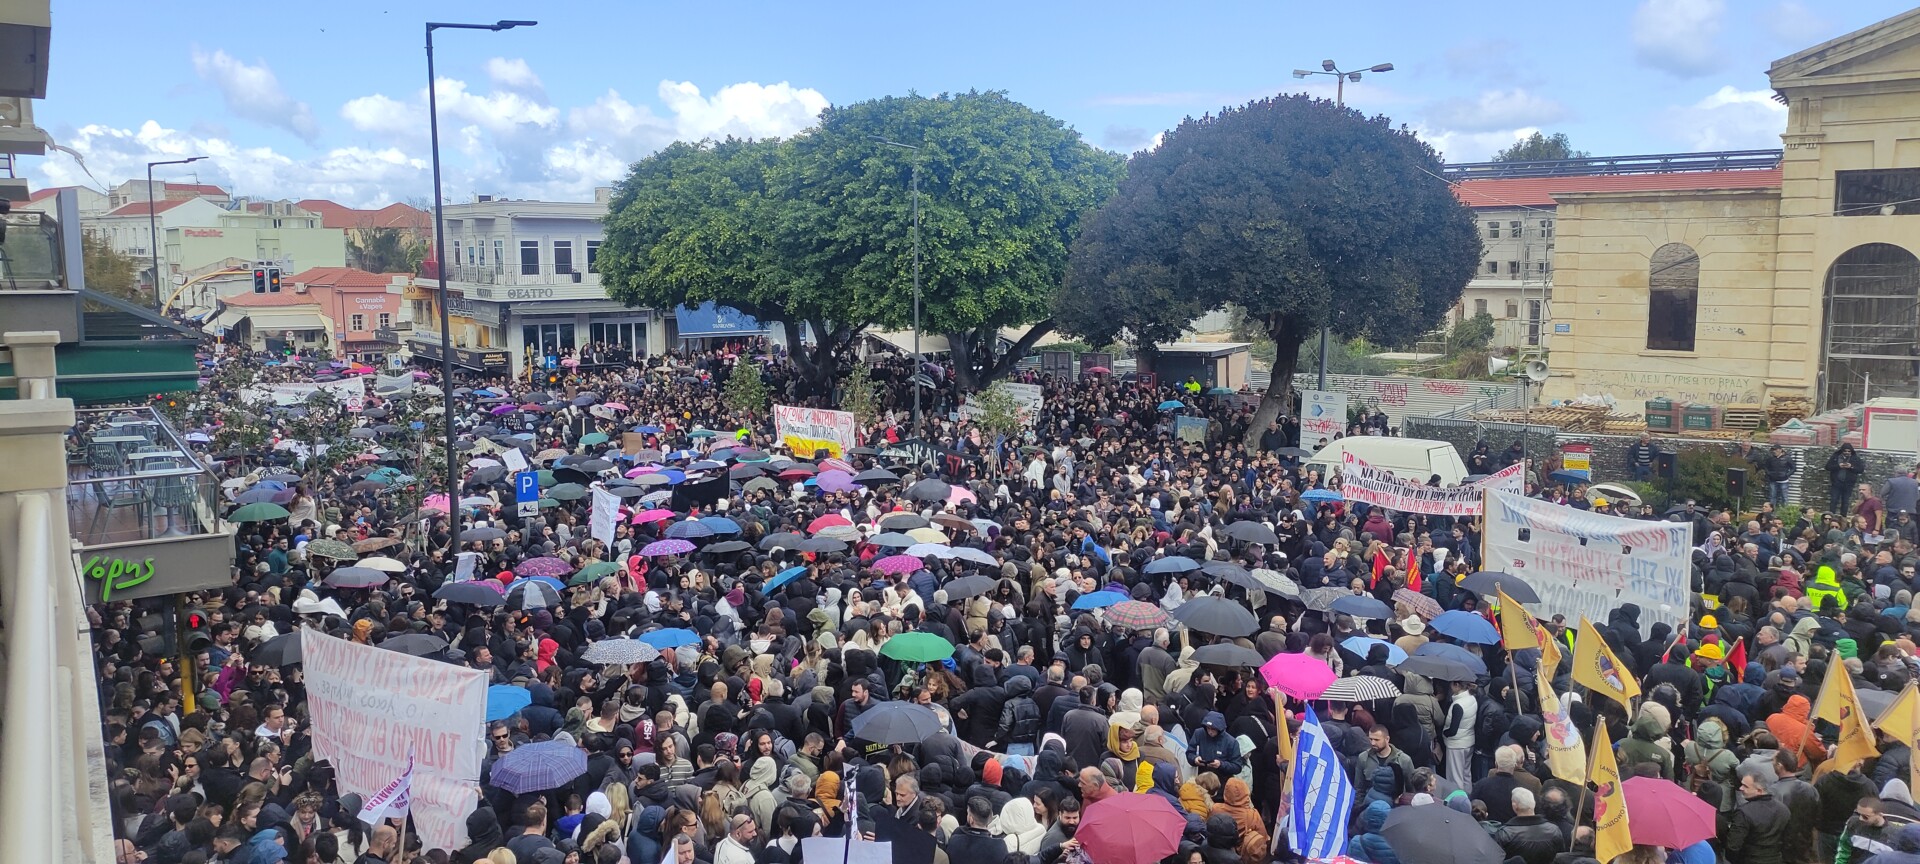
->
[1370, 548, 1389, 589]
[1727, 639, 1748, 683]
[1659, 628, 1687, 664]
[1404, 548, 1423, 593]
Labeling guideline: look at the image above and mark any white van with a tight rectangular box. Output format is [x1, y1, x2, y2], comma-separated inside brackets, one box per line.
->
[1306, 437, 1470, 486]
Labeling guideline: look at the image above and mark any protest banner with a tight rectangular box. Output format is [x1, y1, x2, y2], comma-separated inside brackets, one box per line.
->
[959, 382, 1045, 425]
[590, 487, 619, 547]
[1337, 453, 1523, 516]
[241, 377, 367, 411]
[1174, 415, 1210, 443]
[1481, 489, 1690, 639]
[773, 405, 859, 458]
[300, 629, 487, 851]
[1300, 391, 1346, 446]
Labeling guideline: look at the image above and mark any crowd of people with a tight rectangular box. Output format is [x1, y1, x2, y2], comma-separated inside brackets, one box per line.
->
[94, 336, 1920, 864]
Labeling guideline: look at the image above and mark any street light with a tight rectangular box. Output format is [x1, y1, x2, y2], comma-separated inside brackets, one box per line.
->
[145, 156, 205, 306]
[1293, 58, 1392, 392]
[427, 19, 536, 556]
[871, 136, 923, 438]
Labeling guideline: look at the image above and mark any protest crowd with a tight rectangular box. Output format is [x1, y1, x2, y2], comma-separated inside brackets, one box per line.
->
[94, 336, 1920, 864]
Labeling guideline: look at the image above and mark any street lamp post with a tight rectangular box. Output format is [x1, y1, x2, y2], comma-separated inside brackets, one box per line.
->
[872, 137, 923, 438]
[145, 156, 206, 307]
[1292, 60, 1393, 393]
[427, 19, 536, 556]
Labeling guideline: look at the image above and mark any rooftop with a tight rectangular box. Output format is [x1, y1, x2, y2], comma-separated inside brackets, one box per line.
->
[100, 199, 196, 218]
[294, 200, 431, 230]
[1450, 168, 1783, 209]
[219, 267, 401, 307]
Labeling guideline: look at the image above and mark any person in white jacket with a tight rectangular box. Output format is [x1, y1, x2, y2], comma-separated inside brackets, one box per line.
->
[996, 797, 1047, 855]
[1442, 680, 1479, 786]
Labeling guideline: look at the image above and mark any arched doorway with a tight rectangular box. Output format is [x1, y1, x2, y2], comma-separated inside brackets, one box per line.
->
[1821, 242, 1920, 409]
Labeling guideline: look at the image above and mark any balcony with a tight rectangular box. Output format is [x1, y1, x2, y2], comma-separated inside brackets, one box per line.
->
[65, 405, 235, 603]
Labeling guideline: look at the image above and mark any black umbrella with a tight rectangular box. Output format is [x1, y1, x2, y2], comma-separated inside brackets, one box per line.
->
[463, 526, 508, 542]
[877, 513, 930, 531]
[553, 467, 593, 485]
[905, 478, 952, 503]
[706, 540, 751, 554]
[1380, 800, 1506, 864]
[1189, 642, 1266, 668]
[381, 633, 450, 657]
[758, 532, 805, 551]
[1457, 571, 1540, 604]
[1168, 596, 1258, 637]
[849, 701, 944, 745]
[1330, 594, 1393, 620]
[729, 464, 764, 480]
[799, 537, 848, 554]
[252, 631, 302, 667]
[854, 468, 900, 486]
[1395, 654, 1477, 683]
[435, 581, 505, 606]
[471, 466, 506, 484]
[1220, 520, 1279, 545]
[606, 486, 647, 499]
[578, 459, 615, 473]
[943, 574, 996, 600]
[507, 580, 562, 610]
[848, 446, 880, 456]
[1276, 447, 1313, 459]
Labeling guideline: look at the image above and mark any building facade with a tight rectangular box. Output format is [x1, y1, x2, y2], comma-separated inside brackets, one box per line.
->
[209, 266, 405, 359]
[84, 196, 347, 290]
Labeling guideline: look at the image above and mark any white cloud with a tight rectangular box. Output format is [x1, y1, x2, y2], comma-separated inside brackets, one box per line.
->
[190, 48, 320, 142]
[658, 81, 828, 141]
[1632, 0, 1727, 77]
[1768, 0, 1829, 43]
[1412, 126, 1543, 164]
[1666, 85, 1786, 150]
[486, 57, 544, 95]
[1423, 89, 1567, 133]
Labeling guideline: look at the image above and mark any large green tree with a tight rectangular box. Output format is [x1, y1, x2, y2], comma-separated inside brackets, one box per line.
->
[1493, 131, 1588, 163]
[83, 231, 143, 304]
[1061, 94, 1482, 446]
[347, 227, 427, 274]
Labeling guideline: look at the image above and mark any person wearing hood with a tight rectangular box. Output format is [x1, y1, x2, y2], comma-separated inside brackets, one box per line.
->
[994, 675, 1041, 756]
[1394, 674, 1444, 749]
[951, 665, 1008, 747]
[1344, 800, 1399, 864]
[1189, 712, 1242, 784]
[626, 805, 668, 864]
[1765, 694, 1828, 765]
[997, 796, 1047, 855]
[1199, 812, 1244, 864]
[1820, 765, 1881, 862]
[1146, 761, 1206, 840]
[1617, 702, 1675, 780]
[743, 756, 780, 835]
[1683, 717, 1742, 812]
[453, 806, 505, 864]
[1643, 643, 1704, 720]
[1210, 777, 1269, 864]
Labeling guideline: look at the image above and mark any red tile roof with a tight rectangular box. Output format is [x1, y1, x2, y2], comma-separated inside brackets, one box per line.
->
[102, 199, 196, 218]
[294, 199, 432, 230]
[165, 182, 227, 196]
[1450, 168, 1783, 208]
[287, 266, 404, 289]
[222, 290, 324, 308]
[28, 186, 68, 202]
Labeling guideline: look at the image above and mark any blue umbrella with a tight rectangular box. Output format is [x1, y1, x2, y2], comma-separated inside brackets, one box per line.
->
[633, 425, 663, 434]
[1431, 610, 1501, 645]
[658, 469, 687, 485]
[666, 449, 700, 462]
[765, 566, 809, 592]
[665, 520, 715, 540]
[514, 575, 567, 593]
[640, 628, 700, 649]
[699, 516, 742, 535]
[489, 739, 589, 795]
[1157, 400, 1186, 411]
[1300, 488, 1345, 503]
[1548, 469, 1589, 485]
[1072, 590, 1129, 611]
[485, 685, 531, 722]
[1413, 642, 1489, 675]
[1330, 593, 1392, 619]
[1143, 556, 1201, 575]
[1341, 635, 1408, 666]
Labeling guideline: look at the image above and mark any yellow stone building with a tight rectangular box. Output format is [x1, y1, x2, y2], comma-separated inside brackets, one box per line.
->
[1539, 9, 1920, 412]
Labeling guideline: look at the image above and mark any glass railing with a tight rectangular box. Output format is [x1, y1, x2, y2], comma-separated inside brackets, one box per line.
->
[65, 406, 222, 547]
[0, 210, 63, 284]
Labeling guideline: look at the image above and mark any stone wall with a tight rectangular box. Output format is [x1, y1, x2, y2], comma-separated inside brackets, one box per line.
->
[1403, 415, 1920, 510]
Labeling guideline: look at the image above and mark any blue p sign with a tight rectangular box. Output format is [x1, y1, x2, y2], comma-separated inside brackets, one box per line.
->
[514, 471, 538, 503]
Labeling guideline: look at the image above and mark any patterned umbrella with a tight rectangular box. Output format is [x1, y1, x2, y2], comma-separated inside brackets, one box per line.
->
[582, 639, 662, 665]
[514, 557, 573, 578]
[489, 740, 588, 795]
[1392, 588, 1443, 620]
[1321, 675, 1403, 702]
[505, 580, 561, 610]
[640, 539, 695, 557]
[1105, 600, 1171, 630]
[665, 521, 714, 540]
[306, 539, 357, 560]
[873, 555, 923, 576]
[807, 514, 853, 534]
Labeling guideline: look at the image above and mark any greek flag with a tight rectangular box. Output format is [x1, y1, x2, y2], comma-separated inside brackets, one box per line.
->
[1287, 704, 1355, 859]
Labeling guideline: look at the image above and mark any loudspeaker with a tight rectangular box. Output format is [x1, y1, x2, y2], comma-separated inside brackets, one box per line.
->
[1655, 451, 1677, 480]
[1727, 467, 1748, 503]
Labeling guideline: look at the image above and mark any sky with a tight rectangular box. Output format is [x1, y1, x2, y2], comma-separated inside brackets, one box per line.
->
[26, 0, 1914, 209]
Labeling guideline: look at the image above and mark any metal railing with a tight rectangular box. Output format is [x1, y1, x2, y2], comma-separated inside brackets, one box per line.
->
[66, 406, 221, 547]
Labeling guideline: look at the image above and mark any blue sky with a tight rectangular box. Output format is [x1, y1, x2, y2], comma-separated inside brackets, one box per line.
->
[28, 0, 1912, 208]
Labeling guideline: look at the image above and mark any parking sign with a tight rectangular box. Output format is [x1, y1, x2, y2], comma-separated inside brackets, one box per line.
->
[514, 471, 539, 517]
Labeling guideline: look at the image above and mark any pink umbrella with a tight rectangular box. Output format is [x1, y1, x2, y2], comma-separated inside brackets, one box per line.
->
[640, 539, 695, 556]
[630, 509, 674, 525]
[873, 555, 923, 576]
[947, 486, 977, 505]
[1077, 793, 1185, 864]
[819, 457, 855, 474]
[411, 370, 433, 380]
[602, 402, 629, 411]
[1259, 652, 1337, 700]
[423, 494, 450, 514]
[560, 357, 580, 367]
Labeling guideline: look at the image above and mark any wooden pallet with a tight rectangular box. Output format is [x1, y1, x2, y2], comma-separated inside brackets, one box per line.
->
[1722, 404, 1766, 431]
[1769, 395, 1812, 428]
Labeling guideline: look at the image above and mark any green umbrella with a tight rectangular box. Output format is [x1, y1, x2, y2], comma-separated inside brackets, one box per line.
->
[549, 483, 588, 501]
[579, 432, 610, 446]
[536, 469, 557, 487]
[229, 502, 290, 522]
[689, 429, 717, 438]
[571, 561, 622, 585]
[367, 466, 403, 483]
[742, 477, 779, 494]
[539, 497, 561, 509]
[879, 632, 955, 663]
[306, 539, 357, 560]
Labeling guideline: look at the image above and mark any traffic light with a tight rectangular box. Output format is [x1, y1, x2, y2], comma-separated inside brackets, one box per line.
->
[183, 608, 212, 653]
[253, 269, 268, 293]
[268, 268, 283, 292]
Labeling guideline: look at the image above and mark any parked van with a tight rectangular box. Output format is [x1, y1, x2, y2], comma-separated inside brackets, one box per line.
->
[1307, 437, 1470, 486]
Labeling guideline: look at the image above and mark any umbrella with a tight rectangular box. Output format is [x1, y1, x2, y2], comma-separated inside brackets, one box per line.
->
[1143, 556, 1201, 575]
[905, 527, 949, 545]
[930, 513, 975, 533]
[1170, 595, 1258, 636]
[582, 639, 662, 666]
[764, 566, 811, 593]
[505, 580, 562, 610]
[486, 684, 532, 721]
[1381, 803, 1506, 864]
[463, 526, 507, 542]
[1201, 561, 1261, 593]
[353, 537, 400, 553]
[323, 566, 388, 589]
[867, 531, 916, 548]
[1190, 642, 1266, 668]
[1321, 675, 1403, 702]
[1156, 400, 1186, 411]
[640, 628, 700, 649]
[233, 487, 292, 506]
[1105, 600, 1171, 630]
[705, 540, 750, 554]
[435, 582, 505, 606]
[815, 470, 861, 493]
[665, 521, 715, 540]
[1547, 469, 1588, 485]
[381, 633, 450, 657]
[570, 561, 623, 585]
[853, 468, 899, 485]
[849, 701, 944, 745]
[879, 632, 955, 663]
[307, 539, 358, 560]
[742, 477, 779, 494]
[252, 632, 302, 668]
[641, 539, 696, 557]
[578, 459, 615, 473]
[357, 556, 406, 573]
[905, 478, 952, 503]
[1220, 520, 1279, 544]
[535, 448, 568, 462]
[873, 555, 923, 576]
[1330, 594, 1393, 620]
[729, 464, 765, 480]
[904, 542, 948, 559]
[548, 483, 588, 501]
[1276, 446, 1314, 459]
[230, 502, 291, 522]
[1072, 590, 1129, 610]
[1392, 588, 1443, 620]
[579, 432, 610, 446]
[1394, 654, 1477, 683]
[1340, 635, 1409, 666]
[1250, 567, 1301, 597]
[807, 514, 853, 534]
[1259, 653, 1337, 700]
[945, 547, 998, 567]
[1411, 642, 1489, 676]
[1077, 793, 1186, 864]
[799, 537, 848, 554]
[1430, 610, 1501, 644]
[490, 739, 588, 795]
[758, 532, 806, 550]
[942, 573, 997, 600]
[631, 509, 675, 525]
[515, 557, 573, 578]
[1300, 488, 1345, 503]
[1622, 776, 1718, 849]
[1458, 571, 1540, 604]
[878, 512, 930, 530]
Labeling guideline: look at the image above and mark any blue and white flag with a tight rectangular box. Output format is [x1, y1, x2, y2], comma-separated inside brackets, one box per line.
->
[1287, 704, 1355, 859]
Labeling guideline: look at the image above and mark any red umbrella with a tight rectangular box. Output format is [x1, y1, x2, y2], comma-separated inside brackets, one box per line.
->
[1622, 776, 1717, 849]
[1077, 793, 1184, 864]
[1259, 652, 1337, 700]
[807, 514, 852, 534]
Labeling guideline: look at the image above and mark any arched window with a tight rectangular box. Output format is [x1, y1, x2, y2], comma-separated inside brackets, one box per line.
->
[1646, 243, 1699, 352]
[1821, 242, 1920, 408]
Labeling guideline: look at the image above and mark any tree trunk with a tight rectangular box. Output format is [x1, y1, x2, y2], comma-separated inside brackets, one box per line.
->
[1242, 316, 1308, 449]
[948, 333, 979, 394]
[1136, 342, 1161, 378]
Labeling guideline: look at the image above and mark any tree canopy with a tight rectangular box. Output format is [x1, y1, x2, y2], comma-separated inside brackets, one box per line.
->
[599, 91, 1121, 396]
[1493, 131, 1588, 163]
[1061, 94, 1482, 444]
[347, 227, 427, 275]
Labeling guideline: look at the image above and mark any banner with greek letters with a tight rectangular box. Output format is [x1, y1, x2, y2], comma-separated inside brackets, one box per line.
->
[301, 629, 487, 851]
[773, 405, 858, 458]
[1337, 452, 1523, 516]
[1481, 489, 1690, 639]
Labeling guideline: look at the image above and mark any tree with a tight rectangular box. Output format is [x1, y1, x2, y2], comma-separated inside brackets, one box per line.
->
[1493, 132, 1588, 163]
[348, 227, 426, 274]
[1447, 312, 1496, 353]
[841, 359, 883, 429]
[965, 383, 1026, 440]
[722, 358, 770, 416]
[1062, 94, 1483, 447]
[82, 231, 143, 304]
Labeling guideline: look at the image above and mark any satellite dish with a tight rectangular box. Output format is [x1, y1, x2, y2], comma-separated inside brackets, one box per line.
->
[1488, 356, 1512, 375]
[1524, 360, 1550, 383]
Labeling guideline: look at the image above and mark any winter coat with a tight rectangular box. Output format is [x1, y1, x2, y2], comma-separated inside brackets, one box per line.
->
[1493, 815, 1563, 864]
[945, 825, 1006, 864]
[626, 806, 666, 864]
[995, 676, 1041, 747]
[1345, 800, 1399, 864]
[1617, 706, 1674, 780]
[1210, 778, 1269, 864]
[1189, 713, 1244, 778]
[1682, 719, 1742, 811]
[1764, 695, 1828, 765]
[1201, 813, 1245, 864]
[1725, 792, 1790, 864]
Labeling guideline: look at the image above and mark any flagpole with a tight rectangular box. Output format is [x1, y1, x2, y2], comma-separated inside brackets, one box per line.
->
[1569, 784, 1587, 852]
[397, 816, 409, 864]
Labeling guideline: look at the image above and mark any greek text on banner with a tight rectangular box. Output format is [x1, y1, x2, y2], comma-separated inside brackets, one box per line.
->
[1481, 489, 1689, 640]
[773, 405, 859, 458]
[1338, 452, 1523, 516]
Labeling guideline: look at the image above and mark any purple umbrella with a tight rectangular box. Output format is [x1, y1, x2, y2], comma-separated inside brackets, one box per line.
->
[640, 539, 695, 557]
[873, 554, 923, 576]
[814, 470, 861, 494]
[489, 404, 517, 415]
[488, 739, 588, 794]
[513, 557, 573, 578]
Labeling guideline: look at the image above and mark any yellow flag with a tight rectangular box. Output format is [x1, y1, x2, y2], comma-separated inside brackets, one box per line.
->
[1817, 663, 1880, 769]
[1537, 657, 1586, 784]
[1498, 588, 1539, 649]
[1875, 682, 1920, 747]
[1572, 617, 1641, 711]
[1588, 722, 1632, 864]
[1274, 693, 1297, 802]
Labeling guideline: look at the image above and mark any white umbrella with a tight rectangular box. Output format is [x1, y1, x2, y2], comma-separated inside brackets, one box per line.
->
[357, 556, 407, 573]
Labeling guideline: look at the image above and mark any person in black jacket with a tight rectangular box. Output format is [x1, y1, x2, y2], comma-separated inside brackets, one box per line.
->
[943, 797, 1005, 864]
[951, 666, 1007, 747]
[994, 675, 1041, 755]
[1726, 768, 1791, 864]
[1643, 646, 1705, 720]
[1494, 788, 1564, 864]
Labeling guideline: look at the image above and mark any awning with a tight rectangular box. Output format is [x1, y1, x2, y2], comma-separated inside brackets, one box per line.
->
[246, 310, 328, 332]
[865, 330, 951, 355]
[673, 302, 766, 338]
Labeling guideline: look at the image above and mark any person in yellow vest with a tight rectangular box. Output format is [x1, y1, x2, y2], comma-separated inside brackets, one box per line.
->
[1183, 377, 1202, 396]
[1807, 557, 1850, 614]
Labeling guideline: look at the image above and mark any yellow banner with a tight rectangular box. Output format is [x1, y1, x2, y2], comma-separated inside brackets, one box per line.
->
[1572, 617, 1641, 711]
[1538, 666, 1586, 785]
[1588, 723, 1632, 864]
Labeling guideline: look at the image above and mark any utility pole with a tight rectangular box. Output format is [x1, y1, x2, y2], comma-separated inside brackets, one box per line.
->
[1292, 59, 1394, 392]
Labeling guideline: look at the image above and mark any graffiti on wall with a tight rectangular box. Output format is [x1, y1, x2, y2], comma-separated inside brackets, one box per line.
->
[1580, 370, 1761, 405]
